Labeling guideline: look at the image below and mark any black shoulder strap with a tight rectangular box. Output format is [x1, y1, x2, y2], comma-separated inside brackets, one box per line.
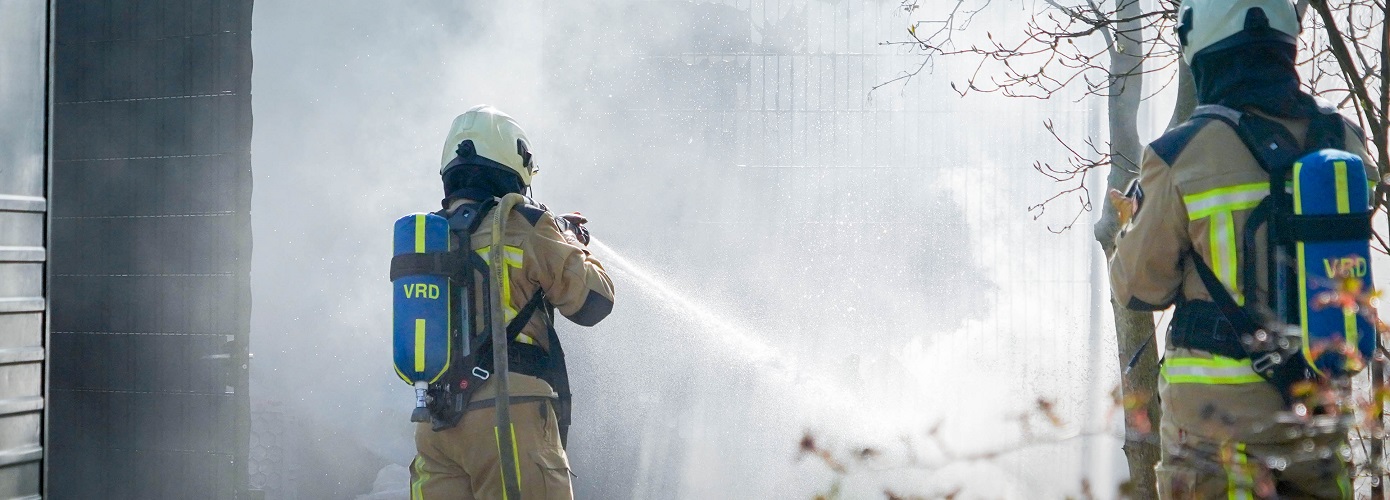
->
[1187, 249, 1261, 336]
[1306, 109, 1348, 151]
[506, 291, 546, 336]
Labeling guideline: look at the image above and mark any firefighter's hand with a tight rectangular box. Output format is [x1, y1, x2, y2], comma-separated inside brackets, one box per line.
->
[558, 212, 591, 246]
[1108, 189, 1138, 226]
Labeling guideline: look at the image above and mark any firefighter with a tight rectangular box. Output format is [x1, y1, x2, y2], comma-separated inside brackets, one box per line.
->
[409, 105, 615, 500]
[1108, 1, 1376, 497]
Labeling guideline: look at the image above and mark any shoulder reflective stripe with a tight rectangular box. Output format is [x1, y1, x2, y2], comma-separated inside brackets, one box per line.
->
[1184, 183, 1269, 220]
[1182, 184, 1265, 305]
[476, 246, 525, 267]
[477, 245, 525, 322]
[1210, 211, 1243, 305]
[1162, 356, 1264, 384]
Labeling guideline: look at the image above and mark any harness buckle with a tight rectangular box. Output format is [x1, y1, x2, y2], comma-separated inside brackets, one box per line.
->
[472, 367, 491, 380]
[1209, 315, 1233, 342]
[1251, 351, 1283, 374]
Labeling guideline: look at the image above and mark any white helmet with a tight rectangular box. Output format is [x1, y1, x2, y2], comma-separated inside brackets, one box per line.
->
[439, 105, 539, 186]
[1175, 0, 1303, 64]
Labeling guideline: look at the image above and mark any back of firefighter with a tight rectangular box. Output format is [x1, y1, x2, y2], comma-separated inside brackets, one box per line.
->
[1109, 1, 1375, 498]
[410, 105, 615, 500]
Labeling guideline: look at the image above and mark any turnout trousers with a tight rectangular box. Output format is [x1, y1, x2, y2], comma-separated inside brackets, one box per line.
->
[1153, 350, 1353, 499]
[410, 399, 572, 500]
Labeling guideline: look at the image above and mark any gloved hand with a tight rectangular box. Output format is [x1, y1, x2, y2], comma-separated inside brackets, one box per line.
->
[557, 212, 591, 246]
[1107, 189, 1138, 226]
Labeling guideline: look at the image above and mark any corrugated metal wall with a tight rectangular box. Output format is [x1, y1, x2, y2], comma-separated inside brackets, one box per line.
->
[0, 0, 51, 498]
[47, 1, 253, 498]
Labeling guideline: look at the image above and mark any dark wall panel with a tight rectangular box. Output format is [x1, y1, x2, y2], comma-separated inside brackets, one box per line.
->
[49, 1, 252, 498]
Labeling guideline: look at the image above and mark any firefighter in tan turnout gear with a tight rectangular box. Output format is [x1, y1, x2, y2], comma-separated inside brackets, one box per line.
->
[408, 105, 615, 499]
[1109, 0, 1376, 498]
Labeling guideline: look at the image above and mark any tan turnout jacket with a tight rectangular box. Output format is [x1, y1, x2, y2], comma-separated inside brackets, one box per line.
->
[1110, 107, 1373, 445]
[451, 198, 615, 399]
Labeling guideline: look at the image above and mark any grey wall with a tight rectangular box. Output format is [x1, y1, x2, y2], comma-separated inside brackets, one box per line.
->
[0, 0, 50, 498]
[47, 1, 253, 498]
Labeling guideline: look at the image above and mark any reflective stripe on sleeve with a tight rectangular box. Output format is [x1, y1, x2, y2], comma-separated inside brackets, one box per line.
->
[1161, 356, 1264, 385]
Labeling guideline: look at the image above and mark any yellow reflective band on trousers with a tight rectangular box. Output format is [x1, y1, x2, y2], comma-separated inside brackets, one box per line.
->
[1161, 356, 1264, 385]
[1226, 443, 1253, 500]
[494, 424, 522, 500]
[411, 456, 429, 500]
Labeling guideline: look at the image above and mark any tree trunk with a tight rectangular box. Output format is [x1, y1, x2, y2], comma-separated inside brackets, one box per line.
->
[1092, 1, 1164, 497]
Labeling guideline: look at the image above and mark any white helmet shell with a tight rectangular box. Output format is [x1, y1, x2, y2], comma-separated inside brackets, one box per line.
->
[439, 105, 538, 186]
[1176, 0, 1301, 64]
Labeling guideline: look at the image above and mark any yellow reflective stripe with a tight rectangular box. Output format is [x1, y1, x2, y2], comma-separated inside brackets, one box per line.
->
[1162, 356, 1265, 384]
[502, 259, 514, 322]
[1294, 161, 1305, 214]
[1210, 211, 1243, 305]
[494, 427, 507, 500]
[1227, 443, 1252, 500]
[415, 214, 426, 253]
[1184, 183, 1268, 220]
[477, 246, 524, 322]
[510, 423, 522, 492]
[493, 425, 523, 500]
[415, 319, 426, 372]
[1334, 160, 1350, 214]
[1299, 242, 1319, 376]
[1345, 307, 1359, 355]
[476, 246, 524, 267]
[411, 456, 429, 500]
[515, 333, 537, 345]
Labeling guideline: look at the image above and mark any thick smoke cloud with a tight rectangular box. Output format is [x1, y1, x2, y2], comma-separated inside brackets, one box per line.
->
[251, 1, 1124, 498]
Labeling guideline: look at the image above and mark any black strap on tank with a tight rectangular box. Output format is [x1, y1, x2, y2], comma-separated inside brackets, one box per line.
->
[1290, 213, 1373, 241]
[389, 252, 467, 281]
